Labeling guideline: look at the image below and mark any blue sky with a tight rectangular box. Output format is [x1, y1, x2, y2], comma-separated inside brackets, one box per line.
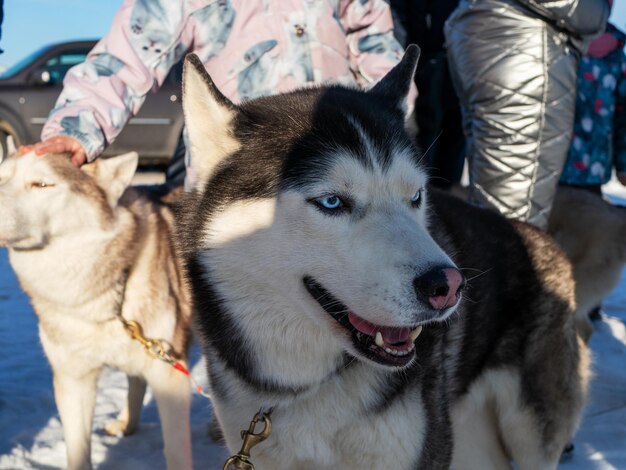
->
[1, 0, 626, 69]
[1, 0, 122, 69]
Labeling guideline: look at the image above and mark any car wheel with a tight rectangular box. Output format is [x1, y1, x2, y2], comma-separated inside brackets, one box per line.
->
[0, 130, 9, 162]
[0, 128, 20, 162]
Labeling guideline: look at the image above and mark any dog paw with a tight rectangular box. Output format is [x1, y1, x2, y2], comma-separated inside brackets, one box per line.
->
[104, 419, 137, 437]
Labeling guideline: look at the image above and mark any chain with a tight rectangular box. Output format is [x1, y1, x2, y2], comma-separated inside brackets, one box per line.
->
[114, 271, 211, 399]
[118, 316, 212, 399]
[114, 271, 272, 468]
[120, 319, 176, 363]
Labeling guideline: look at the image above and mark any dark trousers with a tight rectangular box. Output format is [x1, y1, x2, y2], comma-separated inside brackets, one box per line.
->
[415, 52, 465, 189]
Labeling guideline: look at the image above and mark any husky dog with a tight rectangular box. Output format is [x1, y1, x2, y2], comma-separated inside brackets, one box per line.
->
[548, 185, 626, 342]
[0, 150, 192, 470]
[447, 183, 625, 343]
[178, 47, 589, 469]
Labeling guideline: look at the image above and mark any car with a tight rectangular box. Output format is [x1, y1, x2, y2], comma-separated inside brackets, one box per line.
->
[0, 40, 184, 165]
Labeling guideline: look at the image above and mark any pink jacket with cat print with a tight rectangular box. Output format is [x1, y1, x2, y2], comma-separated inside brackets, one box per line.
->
[42, 0, 413, 164]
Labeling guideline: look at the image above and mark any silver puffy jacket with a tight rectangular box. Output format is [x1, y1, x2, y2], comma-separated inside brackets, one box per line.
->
[445, 0, 609, 228]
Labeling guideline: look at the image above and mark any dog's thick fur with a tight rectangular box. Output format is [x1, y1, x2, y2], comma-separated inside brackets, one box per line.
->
[450, 183, 626, 343]
[548, 185, 626, 342]
[0, 151, 193, 470]
[178, 48, 589, 469]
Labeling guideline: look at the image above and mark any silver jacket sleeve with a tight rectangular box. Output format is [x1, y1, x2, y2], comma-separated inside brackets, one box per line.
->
[517, 0, 610, 37]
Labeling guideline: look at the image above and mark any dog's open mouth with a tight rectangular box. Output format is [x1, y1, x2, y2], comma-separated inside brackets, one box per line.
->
[303, 276, 422, 367]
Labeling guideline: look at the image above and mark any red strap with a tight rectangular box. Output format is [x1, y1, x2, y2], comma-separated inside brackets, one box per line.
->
[174, 361, 191, 376]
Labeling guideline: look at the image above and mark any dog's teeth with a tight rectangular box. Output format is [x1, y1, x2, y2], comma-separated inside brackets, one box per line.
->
[375, 332, 384, 347]
[385, 347, 393, 354]
[410, 325, 423, 341]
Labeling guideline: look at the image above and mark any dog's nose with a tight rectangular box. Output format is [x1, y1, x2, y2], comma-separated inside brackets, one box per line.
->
[414, 267, 465, 310]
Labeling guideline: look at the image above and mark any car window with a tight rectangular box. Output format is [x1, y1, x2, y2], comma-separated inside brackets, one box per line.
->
[0, 45, 52, 78]
[44, 49, 90, 85]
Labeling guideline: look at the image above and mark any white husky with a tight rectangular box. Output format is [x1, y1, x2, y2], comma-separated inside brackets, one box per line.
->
[0, 149, 193, 470]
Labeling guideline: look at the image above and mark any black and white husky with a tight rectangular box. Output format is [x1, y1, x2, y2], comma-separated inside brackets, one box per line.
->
[178, 47, 589, 469]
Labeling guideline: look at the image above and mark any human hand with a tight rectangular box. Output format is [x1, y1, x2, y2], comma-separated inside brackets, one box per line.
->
[19, 135, 87, 167]
[618, 173, 626, 186]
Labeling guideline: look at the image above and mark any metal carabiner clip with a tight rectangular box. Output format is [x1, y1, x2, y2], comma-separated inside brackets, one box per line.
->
[223, 411, 272, 470]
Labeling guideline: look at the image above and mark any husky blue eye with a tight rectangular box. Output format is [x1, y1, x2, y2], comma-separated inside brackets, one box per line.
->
[411, 189, 423, 208]
[319, 195, 342, 209]
[310, 194, 350, 214]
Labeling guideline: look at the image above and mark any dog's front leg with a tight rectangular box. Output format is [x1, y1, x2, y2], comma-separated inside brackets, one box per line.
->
[104, 375, 147, 436]
[53, 369, 100, 470]
[147, 362, 193, 470]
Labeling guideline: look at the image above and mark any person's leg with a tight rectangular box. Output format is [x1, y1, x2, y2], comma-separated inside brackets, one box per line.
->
[526, 37, 578, 228]
[415, 54, 446, 162]
[430, 69, 465, 189]
[445, 2, 577, 229]
[416, 52, 467, 189]
[427, 113, 465, 189]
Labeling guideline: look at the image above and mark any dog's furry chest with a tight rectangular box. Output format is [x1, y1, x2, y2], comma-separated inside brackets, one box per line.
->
[214, 361, 428, 469]
[9, 238, 182, 377]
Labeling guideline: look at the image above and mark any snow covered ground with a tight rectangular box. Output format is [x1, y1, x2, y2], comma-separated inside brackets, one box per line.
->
[1, 179, 625, 469]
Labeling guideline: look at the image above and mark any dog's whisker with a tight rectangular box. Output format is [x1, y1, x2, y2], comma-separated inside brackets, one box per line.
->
[460, 292, 479, 305]
[458, 267, 485, 272]
[460, 267, 493, 283]
[417, 130, 444, 165]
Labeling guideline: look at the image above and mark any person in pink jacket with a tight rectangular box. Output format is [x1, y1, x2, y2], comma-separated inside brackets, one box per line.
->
[23, 0, 413, 187]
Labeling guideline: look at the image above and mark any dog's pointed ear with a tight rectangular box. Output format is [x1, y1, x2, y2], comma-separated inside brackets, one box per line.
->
[183, 53, 240, 192]
[88, 152, 138, 207]
[369, 44, 420, 113]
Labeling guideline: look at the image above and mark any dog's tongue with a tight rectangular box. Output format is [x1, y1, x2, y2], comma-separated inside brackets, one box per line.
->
[348, 312, 411, 344]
